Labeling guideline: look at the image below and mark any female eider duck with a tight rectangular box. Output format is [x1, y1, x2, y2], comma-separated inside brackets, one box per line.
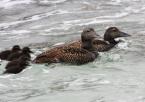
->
[0, 45, 21, 60]
[66, 27, 130, 52]
[33, 28, 98, 65]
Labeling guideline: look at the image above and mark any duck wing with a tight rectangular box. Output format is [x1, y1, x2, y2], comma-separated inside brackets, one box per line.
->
[5, 60, 18, 69]
[33, 46, 63, 64]
[7, 52, 21, 61]
[58, 47, 98, 65]
[65, 40, 81, 48]
[93, 40, 115, 52]
[0, 50, 11, 60]
[33, 46, 98, 65]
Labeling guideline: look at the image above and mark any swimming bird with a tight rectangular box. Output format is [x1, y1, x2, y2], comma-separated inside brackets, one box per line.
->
[33, 28, 99, 64]
[3, 56, 30, 74]
[0, 45, 21, 60]
[7, 47, 33, 61]
[66, 27, 130, 52]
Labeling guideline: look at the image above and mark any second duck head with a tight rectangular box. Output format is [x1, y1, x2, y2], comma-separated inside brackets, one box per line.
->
[22, 47, 33, 54]
[81, 27, 98, 50]
[104, 27, 130, 44]
[12, 45, 21, 52]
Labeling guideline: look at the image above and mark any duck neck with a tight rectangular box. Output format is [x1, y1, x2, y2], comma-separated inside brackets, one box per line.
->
[107, 39, 119, 45]
[12, 49, 19, 52]
[22, 51, 29, 54]
[104, 34, 118, 45]
[82, 40, 93, 51]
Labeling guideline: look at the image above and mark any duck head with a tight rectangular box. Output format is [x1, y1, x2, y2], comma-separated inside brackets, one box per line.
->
[104, 27, 130, 44]
[12, 45, 21, 52]
[81, 28, 98, 50]
[22, 47, 33, 54]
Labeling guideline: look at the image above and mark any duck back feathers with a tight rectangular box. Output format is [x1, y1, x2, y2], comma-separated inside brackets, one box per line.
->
[33, 28, 99, 64]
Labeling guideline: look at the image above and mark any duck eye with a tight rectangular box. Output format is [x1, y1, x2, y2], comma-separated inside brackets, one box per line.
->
[112, 28, 118, 32]
[86, 30, 90, 32]
[89, 28, 94, 31]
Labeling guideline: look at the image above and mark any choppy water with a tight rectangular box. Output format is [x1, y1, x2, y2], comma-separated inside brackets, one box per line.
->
[0, 0, 145, 102]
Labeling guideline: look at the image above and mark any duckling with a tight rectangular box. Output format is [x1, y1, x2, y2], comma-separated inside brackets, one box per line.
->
[3, 55, 30, 74]
[0, 45, 21, 60]
[7, 47, 33, 61]
[33, 28, 98, 64]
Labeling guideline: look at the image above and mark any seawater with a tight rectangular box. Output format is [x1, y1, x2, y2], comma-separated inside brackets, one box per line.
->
[0, 0, 145, 102]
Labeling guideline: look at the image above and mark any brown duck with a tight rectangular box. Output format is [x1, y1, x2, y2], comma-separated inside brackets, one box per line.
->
[66, 27, 130, 52]
[33, 28, 99, 64]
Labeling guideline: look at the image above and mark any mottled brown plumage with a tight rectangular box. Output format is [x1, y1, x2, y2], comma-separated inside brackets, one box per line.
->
[33, 28, 98, 64]
[58, 47, 98, 64]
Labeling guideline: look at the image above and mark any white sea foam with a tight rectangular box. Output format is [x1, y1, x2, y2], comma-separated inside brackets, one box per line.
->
[63, 18, 112, 26]
[0, 30, 31, 36]
[0, 0, 34, 9]
[53, 42, 65, 47]
[39, 0, 67, 5]
[96, 12, 129, 19]
[42, 69, 50, 73]
[7, 35, 30, 40]
[0, 9, 69, 30]
[11, 30, 31, 34]
[111, 0, 140, 3]
[0, 74, 13, 78]
[117, 42, 129, 49]
[115, 38, 131, 50]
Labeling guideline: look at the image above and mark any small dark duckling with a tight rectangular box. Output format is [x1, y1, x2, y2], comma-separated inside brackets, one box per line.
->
[7, 47, 33, 61]
[67, 27, 130, 52]
[3, 55, 30, 74]
[33, 28, 99, 64]
[0, 45, 21, 60]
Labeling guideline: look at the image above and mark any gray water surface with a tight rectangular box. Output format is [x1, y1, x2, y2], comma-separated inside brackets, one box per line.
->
[0, 0, 145, 102]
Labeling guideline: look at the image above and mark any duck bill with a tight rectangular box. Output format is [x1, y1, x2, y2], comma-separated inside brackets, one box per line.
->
[90, 34, 99, 39]
[29, 50, 33, 53]
[119, 31, 131, 37]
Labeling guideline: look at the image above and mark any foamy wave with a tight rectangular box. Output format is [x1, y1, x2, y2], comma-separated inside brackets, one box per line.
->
[99, 52, 121, 62]
[39, 0, 67, 5]
[111, 0, 140, 3]
[124, 6, 145, 14]
[39, 17, 112, 35]
[0, 0, 34, 9]
[96, 12, 129, 19]
[117, 38, 131, 50]
[0, 30, 31, 36]
[52, 42, 65, 47]
[63, 18, 112, 25]
[0, 9, 69, 30]
[66, 74, 110, 90]
[0, 30, 30, 41]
